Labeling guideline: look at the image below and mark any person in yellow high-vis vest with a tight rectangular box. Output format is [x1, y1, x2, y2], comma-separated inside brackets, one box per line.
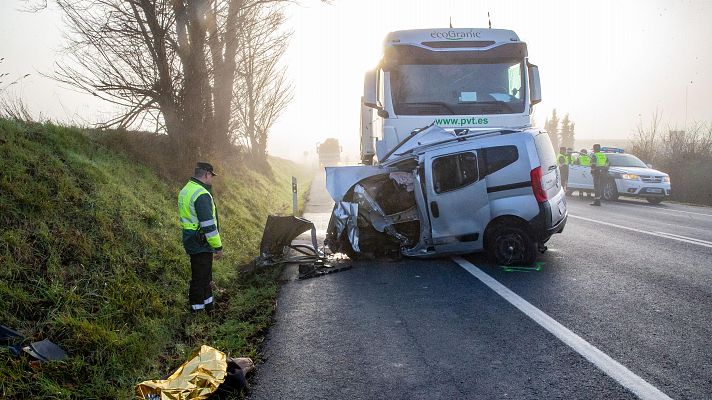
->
[178, 162, 223, 312]
[557, 146, 570, 191]
[590, 144, 609, 206]
[575, 149, 593, 198]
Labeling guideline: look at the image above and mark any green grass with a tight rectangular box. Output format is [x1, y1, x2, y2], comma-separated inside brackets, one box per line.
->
[0, 118, 314, 398]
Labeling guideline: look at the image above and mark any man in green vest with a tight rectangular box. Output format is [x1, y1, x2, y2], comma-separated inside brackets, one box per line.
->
[557, 146, 570, 191]
[590, 144, 609, 206]
[575, 149, 592, 198]
[178, 162, 223, 312]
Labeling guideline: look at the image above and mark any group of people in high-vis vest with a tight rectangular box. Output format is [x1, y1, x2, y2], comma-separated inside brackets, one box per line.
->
[558, 144, 609, 206]
[178, 162, 223, 312]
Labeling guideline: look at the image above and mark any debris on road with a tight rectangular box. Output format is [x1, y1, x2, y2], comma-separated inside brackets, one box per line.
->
[256, 215, 323, 266]
[298, 259, 352, 280]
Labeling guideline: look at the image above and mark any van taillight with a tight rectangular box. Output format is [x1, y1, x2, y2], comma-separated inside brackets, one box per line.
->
[530, 166, 548, 202]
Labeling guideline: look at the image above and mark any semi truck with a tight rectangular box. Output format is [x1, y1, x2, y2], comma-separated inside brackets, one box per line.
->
[325, 28, 566, 265]
[317, 138, 342, 166]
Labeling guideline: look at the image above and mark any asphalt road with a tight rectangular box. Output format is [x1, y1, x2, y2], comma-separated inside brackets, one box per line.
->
[249, 183, 712, 400]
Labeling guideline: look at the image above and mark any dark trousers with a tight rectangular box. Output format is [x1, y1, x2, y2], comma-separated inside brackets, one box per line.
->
[560, 165, 569, 190]
[592, 168, 604, 200]
[189, 252, 213, 310]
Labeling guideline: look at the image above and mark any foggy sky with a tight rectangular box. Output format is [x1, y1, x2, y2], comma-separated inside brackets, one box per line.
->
[1, 0, 710, 162]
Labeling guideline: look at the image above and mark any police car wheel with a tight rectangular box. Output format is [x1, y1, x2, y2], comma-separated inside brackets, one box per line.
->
[646, 197, 663, 204]
[602, 180, 619, 201]
[487, 225, 537, 266]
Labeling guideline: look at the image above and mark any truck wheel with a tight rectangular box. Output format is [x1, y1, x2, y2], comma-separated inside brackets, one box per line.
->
[646, 197, 663, 204]
[487, 224, 537, 266]
[602, 180, 619, 201]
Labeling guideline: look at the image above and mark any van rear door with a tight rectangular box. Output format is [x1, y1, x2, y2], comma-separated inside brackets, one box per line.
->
[533, 133, 566, 226]
[424, 146, 490, 253]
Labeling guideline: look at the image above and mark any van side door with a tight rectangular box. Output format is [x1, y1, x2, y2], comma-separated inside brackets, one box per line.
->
[424, 147, 490, 253]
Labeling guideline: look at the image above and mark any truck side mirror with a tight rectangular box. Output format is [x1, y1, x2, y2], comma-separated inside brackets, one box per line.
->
[528, 63, 542, 105]
[363, 70, 378, 109]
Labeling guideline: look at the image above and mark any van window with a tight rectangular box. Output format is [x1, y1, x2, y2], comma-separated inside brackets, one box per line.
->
[432, 152, 478, 193]
[479, 145, 519, 176]
[534, 133, 557, 171]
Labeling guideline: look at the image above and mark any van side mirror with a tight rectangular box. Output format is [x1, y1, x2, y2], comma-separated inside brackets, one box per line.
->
[528, 63, 542, 105]
[363, 70, 378, 109]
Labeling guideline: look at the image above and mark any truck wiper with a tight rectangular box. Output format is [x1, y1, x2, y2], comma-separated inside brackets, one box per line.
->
[471, 101, 514, 113]
[401, 102, 456, 115]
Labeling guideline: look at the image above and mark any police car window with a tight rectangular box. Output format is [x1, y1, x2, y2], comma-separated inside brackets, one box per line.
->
[607, 154, 647, 168]
[432, 152, 479, 194]
[480, 145, 519, 176]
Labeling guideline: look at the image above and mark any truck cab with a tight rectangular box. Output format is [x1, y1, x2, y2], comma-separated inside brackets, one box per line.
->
[360, 28, 541, 165]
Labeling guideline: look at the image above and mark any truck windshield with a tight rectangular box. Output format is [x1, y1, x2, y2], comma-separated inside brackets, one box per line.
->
[606, 154, 648, 168]
[390, 61, 525, 116]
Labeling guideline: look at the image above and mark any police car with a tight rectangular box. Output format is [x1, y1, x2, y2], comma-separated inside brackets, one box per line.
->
[566, 147, 671, 204]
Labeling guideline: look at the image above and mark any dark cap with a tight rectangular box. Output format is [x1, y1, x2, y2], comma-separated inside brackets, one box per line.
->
[196, 162, 217, 176]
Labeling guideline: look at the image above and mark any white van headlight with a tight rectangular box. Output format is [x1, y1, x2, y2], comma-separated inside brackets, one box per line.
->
[621, 173, 640, 180]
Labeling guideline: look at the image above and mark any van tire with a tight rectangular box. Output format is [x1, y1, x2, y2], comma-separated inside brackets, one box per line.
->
[602, 179, 619, 201]
[486, 223, 537, 266]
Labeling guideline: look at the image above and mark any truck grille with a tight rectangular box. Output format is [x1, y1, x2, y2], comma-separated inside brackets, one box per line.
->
[641, 176, 663, 183]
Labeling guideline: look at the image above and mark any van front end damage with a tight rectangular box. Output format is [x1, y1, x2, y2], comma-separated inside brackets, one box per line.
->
[325, 165, 435, 259]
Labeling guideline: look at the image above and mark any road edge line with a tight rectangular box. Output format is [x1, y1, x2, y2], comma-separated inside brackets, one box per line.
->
[452, 257, 673, 400]
[569, 214, 712, 249]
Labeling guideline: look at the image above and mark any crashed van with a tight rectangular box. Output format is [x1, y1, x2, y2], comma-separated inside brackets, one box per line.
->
[325, 125, 567, 266]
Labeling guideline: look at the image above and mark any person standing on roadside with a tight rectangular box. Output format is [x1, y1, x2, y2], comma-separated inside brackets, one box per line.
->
[178, 162, 223, 312]
[576, 149, 592, 198]
[558, 146, 570, 191]
[590, 144, 609, 206]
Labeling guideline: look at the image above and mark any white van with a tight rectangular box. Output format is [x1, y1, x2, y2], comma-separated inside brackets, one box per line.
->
[325, 125, 567, 266]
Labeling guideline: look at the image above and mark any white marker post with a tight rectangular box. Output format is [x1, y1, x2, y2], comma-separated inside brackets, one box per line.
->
[292, 177, 298, 216]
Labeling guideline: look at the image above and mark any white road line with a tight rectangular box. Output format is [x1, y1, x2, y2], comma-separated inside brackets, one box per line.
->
[609, 202, 712, 218]
[654, 232, 712, 246]
[452, 257, 673, 400]
[569, 214, 712, 249]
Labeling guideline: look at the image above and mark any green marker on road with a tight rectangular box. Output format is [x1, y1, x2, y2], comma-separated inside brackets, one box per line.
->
[500, 262, 544, 272]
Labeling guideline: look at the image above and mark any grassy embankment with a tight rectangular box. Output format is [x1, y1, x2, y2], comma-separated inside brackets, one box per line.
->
[0, 118, 313, 398]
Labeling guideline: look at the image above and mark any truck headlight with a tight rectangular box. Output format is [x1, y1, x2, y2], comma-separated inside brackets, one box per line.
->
[621, 174, 640, 180]
[663, 176, 670, 183]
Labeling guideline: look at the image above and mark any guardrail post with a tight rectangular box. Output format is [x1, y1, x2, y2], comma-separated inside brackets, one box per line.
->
[292, 177, 298, 216]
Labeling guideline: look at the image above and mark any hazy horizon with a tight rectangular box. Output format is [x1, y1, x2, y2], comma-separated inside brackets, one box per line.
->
[1, 0, 710, 163]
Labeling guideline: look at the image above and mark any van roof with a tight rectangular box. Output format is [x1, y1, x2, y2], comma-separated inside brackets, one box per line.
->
[383, 126, 535, 164]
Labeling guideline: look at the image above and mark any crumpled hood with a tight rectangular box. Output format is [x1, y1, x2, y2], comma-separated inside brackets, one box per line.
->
[325, 165, 392, 202]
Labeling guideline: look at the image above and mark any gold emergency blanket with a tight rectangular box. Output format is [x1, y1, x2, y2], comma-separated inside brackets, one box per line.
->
[135, 345, 227, 400]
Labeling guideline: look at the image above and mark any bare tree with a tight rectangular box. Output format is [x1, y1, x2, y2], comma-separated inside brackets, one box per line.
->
[43, 0, 290, 171]
[631, 109, 662, 163]
[231, 4, 293, 166]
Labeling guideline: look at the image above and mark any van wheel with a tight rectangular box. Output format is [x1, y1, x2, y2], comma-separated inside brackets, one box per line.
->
[602, 180, 619, 201]
[487, 224, 537, 266]
[646, 197, 663, 204]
